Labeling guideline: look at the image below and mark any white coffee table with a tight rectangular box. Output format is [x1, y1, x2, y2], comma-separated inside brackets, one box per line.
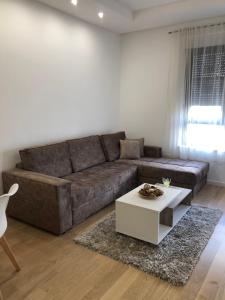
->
[116, 183, 192, 245]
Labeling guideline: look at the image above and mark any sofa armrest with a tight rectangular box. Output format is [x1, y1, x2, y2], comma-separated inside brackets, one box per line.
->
[144, 146, 162, 158]
[2, 169, 72, 235]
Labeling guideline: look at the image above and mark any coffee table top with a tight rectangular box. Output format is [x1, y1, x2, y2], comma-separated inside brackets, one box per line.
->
[116, 183, 191, 212]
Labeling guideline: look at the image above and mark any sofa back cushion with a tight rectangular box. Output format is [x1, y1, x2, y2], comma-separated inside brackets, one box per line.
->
[20, 142, 72, 177]
[67, 135, 105, 172]
[100, 131, 126, 162]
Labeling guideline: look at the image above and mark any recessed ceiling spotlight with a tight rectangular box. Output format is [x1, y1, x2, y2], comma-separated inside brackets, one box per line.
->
[71, 0, 78, 6]
[98, 11, 104, 19]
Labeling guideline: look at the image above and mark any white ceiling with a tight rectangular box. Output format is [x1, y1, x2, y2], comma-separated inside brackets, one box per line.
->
[36, 0, 225, 33]
[118, 0, 185, 11]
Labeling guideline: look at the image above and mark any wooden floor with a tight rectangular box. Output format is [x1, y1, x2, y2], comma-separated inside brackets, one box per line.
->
[1, 184, 225, 300]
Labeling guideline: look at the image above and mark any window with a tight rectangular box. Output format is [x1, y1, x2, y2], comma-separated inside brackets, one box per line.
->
[185, 45, 225, 151]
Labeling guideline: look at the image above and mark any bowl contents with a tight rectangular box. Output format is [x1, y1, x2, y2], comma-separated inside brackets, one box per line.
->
[139, 184, 164, 199]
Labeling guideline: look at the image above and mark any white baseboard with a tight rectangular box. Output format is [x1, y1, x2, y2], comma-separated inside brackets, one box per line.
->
[207, 180, 225, 187]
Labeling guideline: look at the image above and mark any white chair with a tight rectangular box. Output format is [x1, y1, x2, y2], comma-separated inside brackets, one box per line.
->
[0, 184, 20, 271]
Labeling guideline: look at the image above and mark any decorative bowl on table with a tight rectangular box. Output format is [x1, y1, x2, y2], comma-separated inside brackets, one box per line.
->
[139, 184, 164, 200]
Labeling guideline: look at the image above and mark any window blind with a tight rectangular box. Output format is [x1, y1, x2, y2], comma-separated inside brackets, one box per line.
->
[190, 45, 225, 106]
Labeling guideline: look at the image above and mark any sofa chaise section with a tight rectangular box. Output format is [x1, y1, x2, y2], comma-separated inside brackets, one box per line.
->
[117, 156, 209, 195]
[100, 132, 208, 193]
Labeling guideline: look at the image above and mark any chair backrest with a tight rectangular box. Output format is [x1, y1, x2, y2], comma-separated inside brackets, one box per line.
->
[0, 184, 19, 238]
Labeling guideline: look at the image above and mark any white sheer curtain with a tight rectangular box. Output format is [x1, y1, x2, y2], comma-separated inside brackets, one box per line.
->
[165, 23, 225, 163]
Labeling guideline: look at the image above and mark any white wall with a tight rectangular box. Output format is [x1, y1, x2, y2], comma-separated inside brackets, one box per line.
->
[0, 0, 121, 192]
[120, 27, 170, 146]
[120, 16, 225, 185]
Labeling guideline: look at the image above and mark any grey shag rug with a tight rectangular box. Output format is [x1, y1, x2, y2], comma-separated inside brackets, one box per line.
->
[74, 206, 222, 285]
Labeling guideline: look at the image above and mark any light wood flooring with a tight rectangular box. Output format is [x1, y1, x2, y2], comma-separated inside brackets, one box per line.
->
[0, 184, 225, 300]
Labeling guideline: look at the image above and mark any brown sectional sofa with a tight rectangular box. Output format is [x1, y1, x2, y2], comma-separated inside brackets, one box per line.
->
[2, 131, 209, 235]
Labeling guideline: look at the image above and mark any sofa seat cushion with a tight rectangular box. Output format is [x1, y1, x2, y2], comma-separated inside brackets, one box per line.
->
[67, 135, 106, 172]
[63, 162, 137, 224]
[100, 132, 126, 162]
[116, 158, 209, 186]
[20, 142, 72, 177]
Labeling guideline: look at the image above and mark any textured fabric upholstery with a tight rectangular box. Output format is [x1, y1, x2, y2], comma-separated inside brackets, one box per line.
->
[63, 162, 138, 225]
[116, 157, 209, 194]
[67, 136, 105, 172]
[20, 142, 72, 178]
[100, 131, 126, 162]
[127, 138, 144, 156]
[120, 140, 141, 159]
[3, 132, 210, 235]
[2, 169, 72, 235]
[144, 146, 162, 158]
